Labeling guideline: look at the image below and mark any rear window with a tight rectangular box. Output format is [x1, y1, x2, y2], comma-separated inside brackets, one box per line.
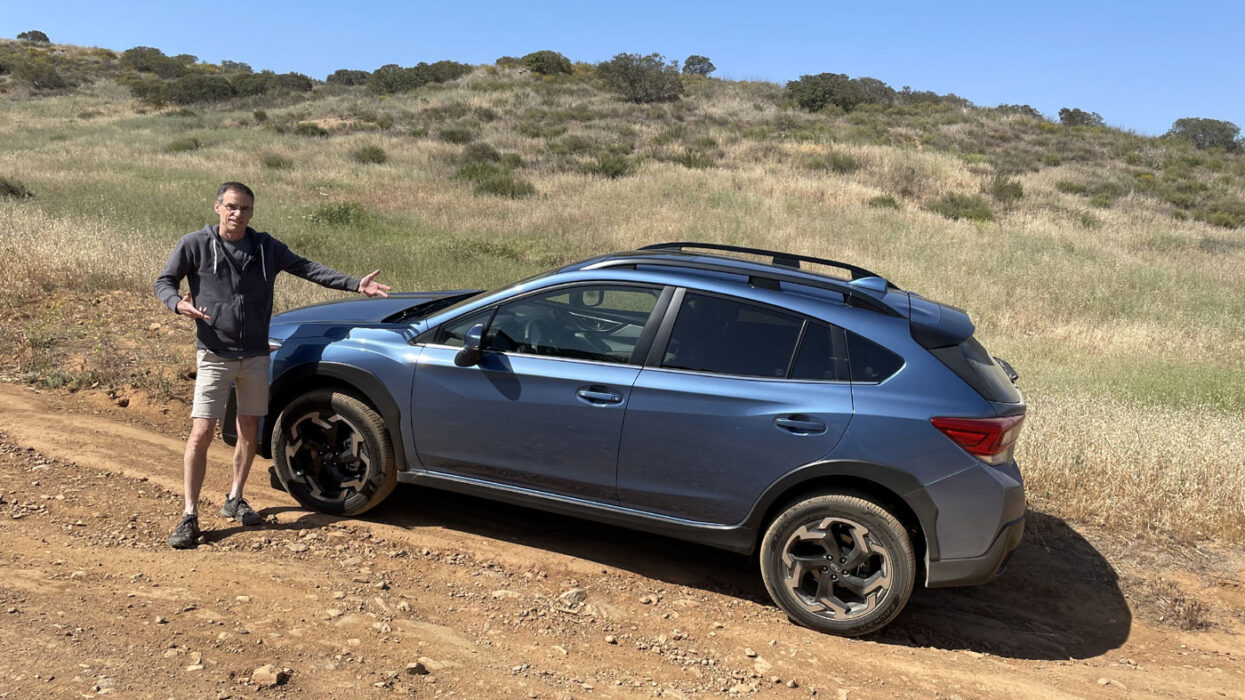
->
[929, 337, 1022, 403]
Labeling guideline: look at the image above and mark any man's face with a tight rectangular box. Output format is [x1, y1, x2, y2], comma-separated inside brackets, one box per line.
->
[214, 189, 254, 237]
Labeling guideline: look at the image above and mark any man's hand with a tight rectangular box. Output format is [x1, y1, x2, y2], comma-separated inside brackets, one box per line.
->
[176, 293, 211, 320]
[358, 269, 391, 298]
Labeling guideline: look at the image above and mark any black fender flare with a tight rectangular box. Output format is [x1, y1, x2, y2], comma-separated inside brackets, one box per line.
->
[741, 460, 939, 560]
[263, 362, 409, 470]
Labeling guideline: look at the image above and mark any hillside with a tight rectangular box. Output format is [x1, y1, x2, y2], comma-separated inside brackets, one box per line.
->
[1, 38, 1242, 545]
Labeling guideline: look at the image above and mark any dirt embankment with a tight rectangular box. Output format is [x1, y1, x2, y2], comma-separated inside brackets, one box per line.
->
[0, 381, 1242, 699]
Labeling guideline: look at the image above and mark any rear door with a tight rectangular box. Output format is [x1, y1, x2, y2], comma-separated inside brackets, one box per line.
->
[616, 291, 854, 524]
[411, 283, 665, 503]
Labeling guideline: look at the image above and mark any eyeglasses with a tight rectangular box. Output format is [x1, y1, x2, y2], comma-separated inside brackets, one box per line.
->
[219, 202, 253, 214]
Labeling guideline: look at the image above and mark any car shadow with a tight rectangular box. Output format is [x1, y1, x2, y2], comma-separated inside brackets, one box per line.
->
[311, 484, 1131, 660]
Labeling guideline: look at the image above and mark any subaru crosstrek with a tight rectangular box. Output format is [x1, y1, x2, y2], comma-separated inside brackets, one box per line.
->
[227, 242, 1026, 636]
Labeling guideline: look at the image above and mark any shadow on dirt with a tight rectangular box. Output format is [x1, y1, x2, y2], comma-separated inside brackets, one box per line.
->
[323, 483, 1129, 661]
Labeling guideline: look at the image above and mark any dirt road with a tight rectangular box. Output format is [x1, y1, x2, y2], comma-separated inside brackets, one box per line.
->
[0, 381, 1241, 698]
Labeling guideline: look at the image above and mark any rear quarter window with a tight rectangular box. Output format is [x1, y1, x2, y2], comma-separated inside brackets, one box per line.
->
[847, 331, 904, 383]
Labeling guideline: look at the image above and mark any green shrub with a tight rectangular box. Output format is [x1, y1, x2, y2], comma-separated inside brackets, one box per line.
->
[927, 193, 993, 222]
[252, 109, 268, 122]
[804, 150, 861, 174]
[1164, 117, 1241, 152]
[989, 176, 1024, 203]
[121, 46, 187, 79]
[583, 153, 632, 178]
[1077, 210, 1103, 229]
[785, 73, 895, 113]
[366, 60, 471, 94]
[474, 173, 536, 198]
[1042, 153, 1062, 166]
[0, 177, 34, 199]
[1056, 180, 1089, 195]
[682, 55, 716, 76]
[1058, 107, 1104, 127]
[260, 153, 292, 169]
[309, 202, 366, 225]
[1194, 199, 1245, 228]
[454, 162, 507, 183]
[868, 195, 899, 209]
[17, 30, 50, 43]
[674, 148, 715, 169]
[231, 72, 275, 96]
[294, 122, 329, 137]
[408, 127, 429, 138]
[495, 56, 521, 68]
[521, 50, 572, 76]
[548, 134, 597, 156]
[326, 69, 370, 86]
[1089, 192, 1114, 208]
[11, 60, 70, 90]
[437, 126, 475, 144]
[351, 145, 387, 164]
[460, 143, 502, 164]
[164, 75, 235, 104]
[596, 53, 684, 103]
[164, 137, 201, 153]
[273, 72, 315, 93]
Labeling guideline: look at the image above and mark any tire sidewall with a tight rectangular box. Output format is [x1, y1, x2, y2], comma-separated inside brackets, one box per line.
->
[760, 493, 915, 636]
[271, 389, 396, 516]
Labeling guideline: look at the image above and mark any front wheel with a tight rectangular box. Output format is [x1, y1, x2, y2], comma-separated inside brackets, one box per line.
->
[760, 493, 915, 636]
[271, 390, 397, 516]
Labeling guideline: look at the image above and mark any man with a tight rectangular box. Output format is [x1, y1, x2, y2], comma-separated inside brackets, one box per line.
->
[155, 182, 390, 549]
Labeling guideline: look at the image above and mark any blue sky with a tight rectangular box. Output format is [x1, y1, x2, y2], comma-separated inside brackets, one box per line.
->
[6, 1, 1242, 136]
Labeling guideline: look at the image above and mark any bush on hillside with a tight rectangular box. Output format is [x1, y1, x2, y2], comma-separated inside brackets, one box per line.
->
[121, 46, 187, 79]
[927, 193, 994, 222]
[293, 122, 329, 137]
[327, 69, 370, 86]
[231, 71, 275, 96]
[1194, 198, 1245, 228]
[868, 195, 899, 209]
[495, 56, 521, 68]
[1164, 118, 1242, 152]
[520, 50, 572, 76]
[10, 60, 70, 90]
[597, 53, 683, 103]
[682, 55, 716, 76]
[803, 150, 861, 174]
[220, 60, 252, 73]
[260, 153, 292, 169]
[164, 75, 235, 104]
[583, 153, 632, 178]
[351, 145, 388, 164]
[273, 72, 314, 92]
[164, 137, 201, 153]
[309, 202, 366, 225]
[437, 126, 476, 144]
[989, 176, 1024, 204]
[17, 30, 50, 44]
[460, 143, 502, 164]
[1059, 107, 1104, 127]
[0, 177, 34, 199]
[366, 61, 471, 94]
[786, 72, 896, 113]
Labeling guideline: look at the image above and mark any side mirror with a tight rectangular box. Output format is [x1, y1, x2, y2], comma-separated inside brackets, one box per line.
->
[454, 323, 486, 367]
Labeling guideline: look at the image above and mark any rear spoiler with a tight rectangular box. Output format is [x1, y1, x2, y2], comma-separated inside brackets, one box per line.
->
[909, 295, 975, 348]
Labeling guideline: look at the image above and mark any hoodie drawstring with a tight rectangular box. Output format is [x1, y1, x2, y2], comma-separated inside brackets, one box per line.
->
[213, 239, 219, 275]
[260, 244, 266, 282]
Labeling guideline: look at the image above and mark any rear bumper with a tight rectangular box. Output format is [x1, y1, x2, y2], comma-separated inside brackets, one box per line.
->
[925, 513, 1024, 587]
[915, 459, 1026, 588]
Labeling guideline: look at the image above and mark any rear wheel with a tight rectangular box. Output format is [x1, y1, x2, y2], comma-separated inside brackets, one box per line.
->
[271, 389, 397, 516]
[760, 493, 915, 636]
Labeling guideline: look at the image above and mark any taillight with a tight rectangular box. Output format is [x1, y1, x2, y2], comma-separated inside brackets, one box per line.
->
[930, 415, 1024, 466]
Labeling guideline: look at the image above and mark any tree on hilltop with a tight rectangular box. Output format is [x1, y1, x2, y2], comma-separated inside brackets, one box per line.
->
[682, 55, 715, 76]
[1165, 117, 1242, 152]
[597, 53, 683, 103]
[1058, 107, 1104, 127]
[17, 30, 50, 44]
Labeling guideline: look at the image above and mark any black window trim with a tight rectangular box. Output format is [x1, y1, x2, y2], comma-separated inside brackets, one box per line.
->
[645, 287, 852, 383]
[422, 280, 672, 367]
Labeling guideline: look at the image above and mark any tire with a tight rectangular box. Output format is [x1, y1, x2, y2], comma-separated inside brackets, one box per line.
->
[271, 389, 397, 516]
[760, 493, 915, 636]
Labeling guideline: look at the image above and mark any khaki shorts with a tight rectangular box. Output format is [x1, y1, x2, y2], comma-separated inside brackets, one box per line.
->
[191, 350, 270, 420]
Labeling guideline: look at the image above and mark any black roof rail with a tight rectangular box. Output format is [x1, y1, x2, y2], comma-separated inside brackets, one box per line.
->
[583, 256, 903, 318]
[638, 241, 888, 284]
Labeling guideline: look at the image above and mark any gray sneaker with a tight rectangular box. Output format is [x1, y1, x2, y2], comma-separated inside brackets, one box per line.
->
[221, 495, 263, 526]
[169, 514, 200, 549]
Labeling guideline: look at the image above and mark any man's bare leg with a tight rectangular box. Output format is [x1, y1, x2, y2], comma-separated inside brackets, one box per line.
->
[183, 417, 217, 516]
[229, 414, 260, 500]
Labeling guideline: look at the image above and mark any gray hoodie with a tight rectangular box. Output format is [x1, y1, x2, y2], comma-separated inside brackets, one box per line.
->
[155, 225, 360, 358]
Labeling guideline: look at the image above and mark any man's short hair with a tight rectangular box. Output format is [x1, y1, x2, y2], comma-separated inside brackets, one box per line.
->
[217, 181, 255, 202]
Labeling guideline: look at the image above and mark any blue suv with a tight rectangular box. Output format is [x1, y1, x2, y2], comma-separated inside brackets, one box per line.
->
[231, 242, 1026, 636]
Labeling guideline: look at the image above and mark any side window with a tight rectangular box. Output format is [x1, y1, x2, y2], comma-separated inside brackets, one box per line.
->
[847, 331, 904, 382]
[438, 308, 493, 348]
[663, 293, 803, 378]
[791, 323, 851, 381]
[486, 285, 660, 363]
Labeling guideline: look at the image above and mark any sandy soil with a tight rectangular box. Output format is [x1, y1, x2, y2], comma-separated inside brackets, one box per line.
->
[0, 380, 1242, 699]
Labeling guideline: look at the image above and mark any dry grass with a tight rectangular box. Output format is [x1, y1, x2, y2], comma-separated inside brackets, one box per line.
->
[1, 66, 1243, 544]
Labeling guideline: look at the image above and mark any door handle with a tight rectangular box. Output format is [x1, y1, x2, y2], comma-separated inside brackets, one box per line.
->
[775, 415, 827, 434]
[576, 387, 623, 405]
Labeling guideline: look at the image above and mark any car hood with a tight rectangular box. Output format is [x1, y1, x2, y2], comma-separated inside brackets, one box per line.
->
[273, 290, 479, 325]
